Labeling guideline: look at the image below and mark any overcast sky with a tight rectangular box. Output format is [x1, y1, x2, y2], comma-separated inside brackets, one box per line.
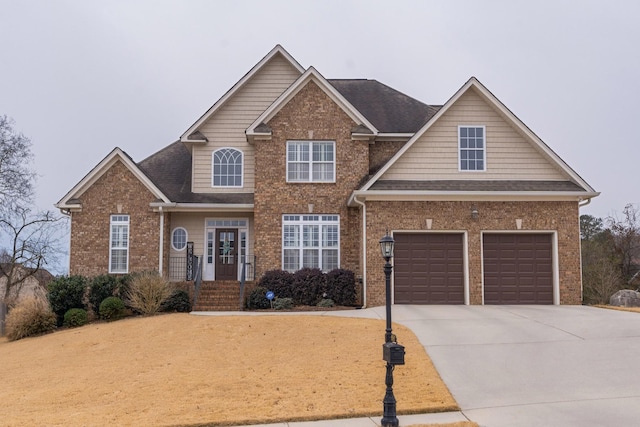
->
[1, 1, 638, 269]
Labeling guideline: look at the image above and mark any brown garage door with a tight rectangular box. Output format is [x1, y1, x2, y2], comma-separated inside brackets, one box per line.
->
[483, 233, 553, 304]
[394, 233, 464, 304]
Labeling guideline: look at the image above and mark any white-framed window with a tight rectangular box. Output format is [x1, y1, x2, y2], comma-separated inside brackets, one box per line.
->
[109, 215, 129, 274]
[282, 215, 339, 272]
[459, 126, 486, 171]
[212, 148, 243, 187]
[286, 141, 335, 182]
[171, 227, 188, 251]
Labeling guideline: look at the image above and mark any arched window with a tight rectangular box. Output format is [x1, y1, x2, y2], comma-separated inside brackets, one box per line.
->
[212, 148, 243, 187]
[172, 227, 188, 251]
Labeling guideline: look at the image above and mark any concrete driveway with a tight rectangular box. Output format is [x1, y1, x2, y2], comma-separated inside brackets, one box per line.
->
[346, 305, 640, 427]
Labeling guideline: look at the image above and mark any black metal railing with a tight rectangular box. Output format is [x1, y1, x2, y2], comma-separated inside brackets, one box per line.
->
[192, 255, 202, 307]
[168, 254, 255, 283]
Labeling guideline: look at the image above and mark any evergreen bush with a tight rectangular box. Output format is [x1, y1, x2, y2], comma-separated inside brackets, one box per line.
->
[48, 275, 88, 326]
[63, 308, 88, 328]
[257, 269, 294, 299]
[99, 296, 126, 321]
[291, 268, 325, 306]
[161, 289, 192, 313]
[325, 269, 357, 306]
[246, 286, 270, 309]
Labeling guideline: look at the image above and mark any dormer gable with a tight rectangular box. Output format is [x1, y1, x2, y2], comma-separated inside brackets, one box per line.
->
[179, 45, 305, 144]
[246, 67, 378, 143]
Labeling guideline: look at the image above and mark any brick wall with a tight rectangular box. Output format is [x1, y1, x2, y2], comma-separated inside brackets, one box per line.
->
[365, 200, 582, 306]
[253, 80, 368, 279]
[369, 140, 405, 175]
[69, 160, 160, 277]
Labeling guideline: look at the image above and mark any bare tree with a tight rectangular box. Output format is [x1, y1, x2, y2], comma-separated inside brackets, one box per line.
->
[0, 116, 66, 334]
[0, 115, 36, 213]
[607, 204, 640, 282]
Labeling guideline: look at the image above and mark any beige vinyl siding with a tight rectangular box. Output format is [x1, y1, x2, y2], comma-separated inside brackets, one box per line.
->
[382, 88, 567, 181]
[192, 54, 302, 193]
[169, 212, 255, 260]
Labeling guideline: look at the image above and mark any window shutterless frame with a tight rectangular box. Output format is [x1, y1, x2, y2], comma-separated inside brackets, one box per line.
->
[286, 141, 336, 183]
[458, 125, 486, 172]
[282, 214, 340, 272]
[109, 214, 129, 274]
[212, 147, 244, 188]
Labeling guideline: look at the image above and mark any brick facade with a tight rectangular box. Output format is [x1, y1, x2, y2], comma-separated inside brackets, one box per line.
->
[69, 160, 161, 276]
[253, 81, 368, 279]
[364, 200, 582, 307]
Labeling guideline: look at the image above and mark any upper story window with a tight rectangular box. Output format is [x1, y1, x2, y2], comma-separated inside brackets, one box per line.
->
[109, 215, 129, 274]
[286, 141, 335, 182]
[212, 148, 243, 187]
[459, 126, 486, 171]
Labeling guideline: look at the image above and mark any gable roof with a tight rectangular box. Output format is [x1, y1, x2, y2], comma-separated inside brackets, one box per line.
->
[328, 79, 440, 134]
[180, 45, 305, 143]
[245, 67, 379, 137]
[358, 77, 598, 194]
[56, 147, 170, 210]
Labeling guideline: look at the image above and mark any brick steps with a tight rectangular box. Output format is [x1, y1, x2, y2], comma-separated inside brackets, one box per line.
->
[193, 281, 250, 311]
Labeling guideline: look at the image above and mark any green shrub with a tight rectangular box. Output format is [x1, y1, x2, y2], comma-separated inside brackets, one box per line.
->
[88, 275, 124, 315]
[292, 268, 325, 306]
[48, 275, 88, 326]
[257, 269, 294, 299]
[317, 298, 335, 308]
[161, 289, 192, 313]
[325, 269, 357, 306]
[273, 297, 294, 310]
[126, 271, 174, 315]
[5, 297, 56, 341]
[63, 308, 88, 328]
[99, 296, 126, 321]
[246, 286, 271, 309]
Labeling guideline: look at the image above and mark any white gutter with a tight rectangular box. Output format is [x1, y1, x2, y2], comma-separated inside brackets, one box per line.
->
[352, 195, 367, 308]
[159, 206, 164, 275]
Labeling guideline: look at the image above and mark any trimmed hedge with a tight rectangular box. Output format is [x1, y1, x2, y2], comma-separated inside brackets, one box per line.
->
[257, 269, 294, 299]
[250, 268, 357, 308]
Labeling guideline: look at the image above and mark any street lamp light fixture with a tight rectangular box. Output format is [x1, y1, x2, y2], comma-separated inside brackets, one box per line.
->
[379, 231, 404, 427]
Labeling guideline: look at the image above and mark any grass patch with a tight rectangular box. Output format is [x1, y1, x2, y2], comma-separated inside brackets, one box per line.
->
[595, 304, 640, 313]
[0, 313, 457, 426]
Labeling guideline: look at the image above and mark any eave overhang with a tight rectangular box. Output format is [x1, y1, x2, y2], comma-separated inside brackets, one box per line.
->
[347, 190, 601, 207]
[149, 202, 254, 213]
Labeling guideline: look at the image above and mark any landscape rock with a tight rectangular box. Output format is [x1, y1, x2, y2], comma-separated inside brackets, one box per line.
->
[610, 289, 640, 307]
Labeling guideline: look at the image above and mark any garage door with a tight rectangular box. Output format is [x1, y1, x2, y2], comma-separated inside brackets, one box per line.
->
[394, 233, 464, 304]
[483, 233, 553, 304]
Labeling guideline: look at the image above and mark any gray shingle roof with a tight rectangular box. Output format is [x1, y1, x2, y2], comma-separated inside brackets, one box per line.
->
[328, 79, 439, 133]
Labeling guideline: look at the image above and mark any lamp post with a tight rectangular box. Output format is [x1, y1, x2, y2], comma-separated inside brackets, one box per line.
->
[379, 231, 400, 427]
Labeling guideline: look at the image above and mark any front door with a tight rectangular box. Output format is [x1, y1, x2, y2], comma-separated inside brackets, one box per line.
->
[216, 229, 237, 280]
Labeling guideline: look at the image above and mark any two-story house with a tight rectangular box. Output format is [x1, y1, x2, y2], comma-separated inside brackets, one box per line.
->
[56, 45, 598, 308]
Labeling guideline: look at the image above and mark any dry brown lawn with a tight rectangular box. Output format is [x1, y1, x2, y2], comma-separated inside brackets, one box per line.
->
[0, 313, 458, 426]
[596, 304, 640, 313]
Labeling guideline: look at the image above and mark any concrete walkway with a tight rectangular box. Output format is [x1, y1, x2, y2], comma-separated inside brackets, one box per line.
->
[196, 305, 640, 426]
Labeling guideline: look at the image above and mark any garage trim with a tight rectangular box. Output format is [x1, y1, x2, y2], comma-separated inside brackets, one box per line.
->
[480, 230, 559, 305]
[392, 230, 470, 305]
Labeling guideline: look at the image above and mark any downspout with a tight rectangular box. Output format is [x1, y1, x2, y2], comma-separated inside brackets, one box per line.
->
[159, 206, 164, 275]
[352, 195, 367, 308]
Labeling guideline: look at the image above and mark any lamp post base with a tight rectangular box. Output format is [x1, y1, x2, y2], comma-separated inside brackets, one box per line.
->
[381, 362, 399, 427]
